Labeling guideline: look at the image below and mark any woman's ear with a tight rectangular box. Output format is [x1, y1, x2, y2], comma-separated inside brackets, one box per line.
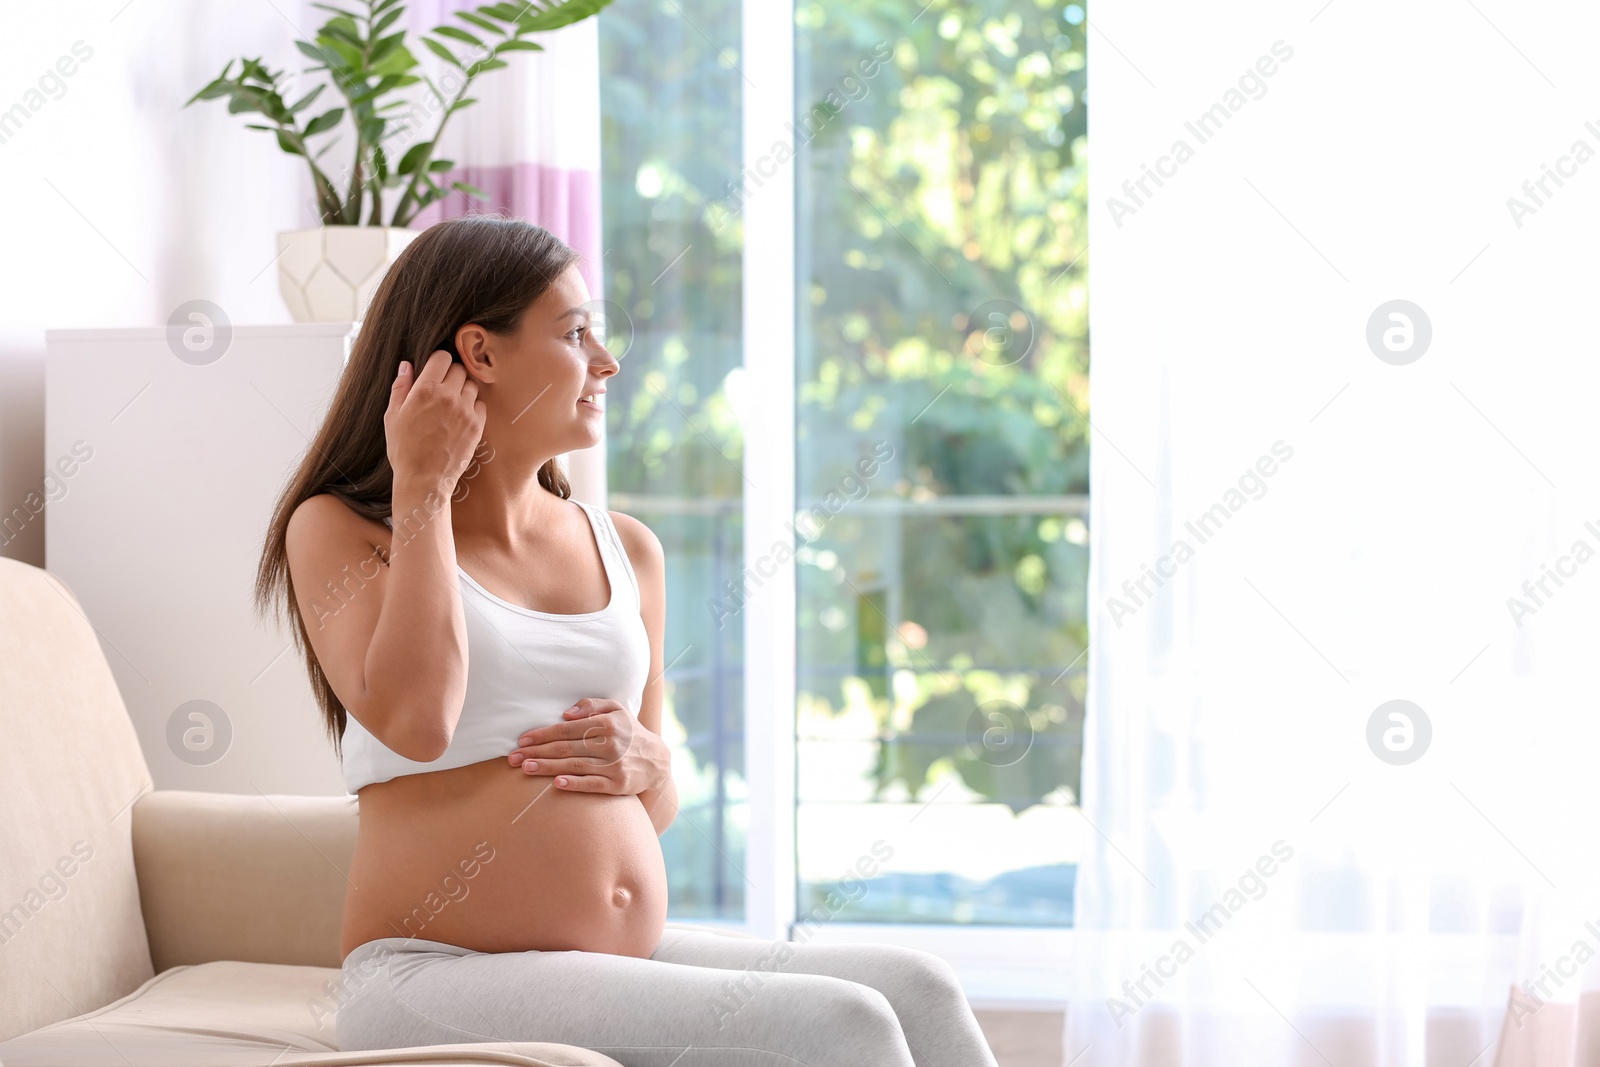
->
[454, 324, 496, 382]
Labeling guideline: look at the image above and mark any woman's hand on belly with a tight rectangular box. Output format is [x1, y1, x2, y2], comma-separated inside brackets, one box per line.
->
[507, 696, 671, 795]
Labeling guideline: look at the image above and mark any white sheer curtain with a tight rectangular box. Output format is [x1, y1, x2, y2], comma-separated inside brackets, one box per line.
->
[1069, 353, 1600, 1066]
[405, 0, 603, 293]
[1070, 2, 1600, 1062]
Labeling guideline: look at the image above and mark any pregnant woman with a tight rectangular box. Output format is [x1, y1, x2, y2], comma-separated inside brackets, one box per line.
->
[254, 215, 998, 1067]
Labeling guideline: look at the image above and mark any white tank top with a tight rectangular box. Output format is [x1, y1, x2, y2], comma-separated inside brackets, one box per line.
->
[339, 499, 651, 794]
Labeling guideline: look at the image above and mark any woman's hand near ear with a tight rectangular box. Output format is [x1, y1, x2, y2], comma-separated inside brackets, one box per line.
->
[385, 349, 487, 490]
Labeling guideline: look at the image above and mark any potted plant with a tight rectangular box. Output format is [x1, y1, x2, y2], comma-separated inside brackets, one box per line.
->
[187, 0, 612, 322]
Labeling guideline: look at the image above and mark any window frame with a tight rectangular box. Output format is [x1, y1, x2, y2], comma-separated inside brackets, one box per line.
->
[741, 0, 800, 950]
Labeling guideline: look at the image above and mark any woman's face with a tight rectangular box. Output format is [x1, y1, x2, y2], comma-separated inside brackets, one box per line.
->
[455, 263, 619, 465]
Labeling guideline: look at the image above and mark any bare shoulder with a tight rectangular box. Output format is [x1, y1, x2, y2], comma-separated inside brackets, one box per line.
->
[608, 510, 663, 576]
[285, 493, 390, 575]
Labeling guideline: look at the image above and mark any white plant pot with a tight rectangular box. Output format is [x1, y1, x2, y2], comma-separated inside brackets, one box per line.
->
[276, 225, 420, 323]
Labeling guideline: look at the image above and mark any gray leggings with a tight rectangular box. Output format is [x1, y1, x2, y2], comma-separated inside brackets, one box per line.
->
[337, 922, 998, 1067]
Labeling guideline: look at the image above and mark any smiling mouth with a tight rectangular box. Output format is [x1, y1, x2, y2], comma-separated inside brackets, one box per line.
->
[579, 393, 603, 411]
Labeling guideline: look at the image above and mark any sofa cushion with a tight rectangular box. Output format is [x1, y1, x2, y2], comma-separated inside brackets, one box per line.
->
[0, 558, 156, 1041]
[132, 790, 359, 972]
[0, 960, 624, 1067]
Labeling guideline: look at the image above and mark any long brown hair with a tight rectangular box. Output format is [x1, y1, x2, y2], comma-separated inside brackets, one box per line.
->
[254, 214, 581, 757]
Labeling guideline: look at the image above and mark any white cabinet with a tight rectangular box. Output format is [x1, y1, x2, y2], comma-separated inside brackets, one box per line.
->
[45, 324, 357, 795]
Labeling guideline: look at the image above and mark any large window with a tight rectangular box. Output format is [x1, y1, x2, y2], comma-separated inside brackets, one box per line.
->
[600, 0, 1086, 931]
[793, 1, 1088, 926]
[599, 0, 747, 921]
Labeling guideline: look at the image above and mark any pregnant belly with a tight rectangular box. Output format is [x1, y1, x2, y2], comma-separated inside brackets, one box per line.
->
[340, 757, 668, 963]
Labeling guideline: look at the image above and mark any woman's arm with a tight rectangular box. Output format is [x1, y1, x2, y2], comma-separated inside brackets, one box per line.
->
[612, 511, 679, 835]
[285, 480, 468, 763]
[284, 352, 484, 762]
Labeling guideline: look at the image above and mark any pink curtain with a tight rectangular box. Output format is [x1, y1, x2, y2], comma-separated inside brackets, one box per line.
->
[404, 2, 604, 295]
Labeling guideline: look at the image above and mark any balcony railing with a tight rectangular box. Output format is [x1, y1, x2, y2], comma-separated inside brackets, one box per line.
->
[607, 492, 1087, 923]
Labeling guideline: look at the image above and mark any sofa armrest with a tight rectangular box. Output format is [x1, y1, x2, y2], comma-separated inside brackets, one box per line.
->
[132, 790, 357, 973]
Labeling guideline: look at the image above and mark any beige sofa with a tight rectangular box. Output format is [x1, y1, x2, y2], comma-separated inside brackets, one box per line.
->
[0, 555, 627, 1067]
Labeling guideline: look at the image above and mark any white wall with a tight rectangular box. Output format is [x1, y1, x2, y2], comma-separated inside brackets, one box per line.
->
[45, 325, 357, 795]
[0, 1, 312, 569]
